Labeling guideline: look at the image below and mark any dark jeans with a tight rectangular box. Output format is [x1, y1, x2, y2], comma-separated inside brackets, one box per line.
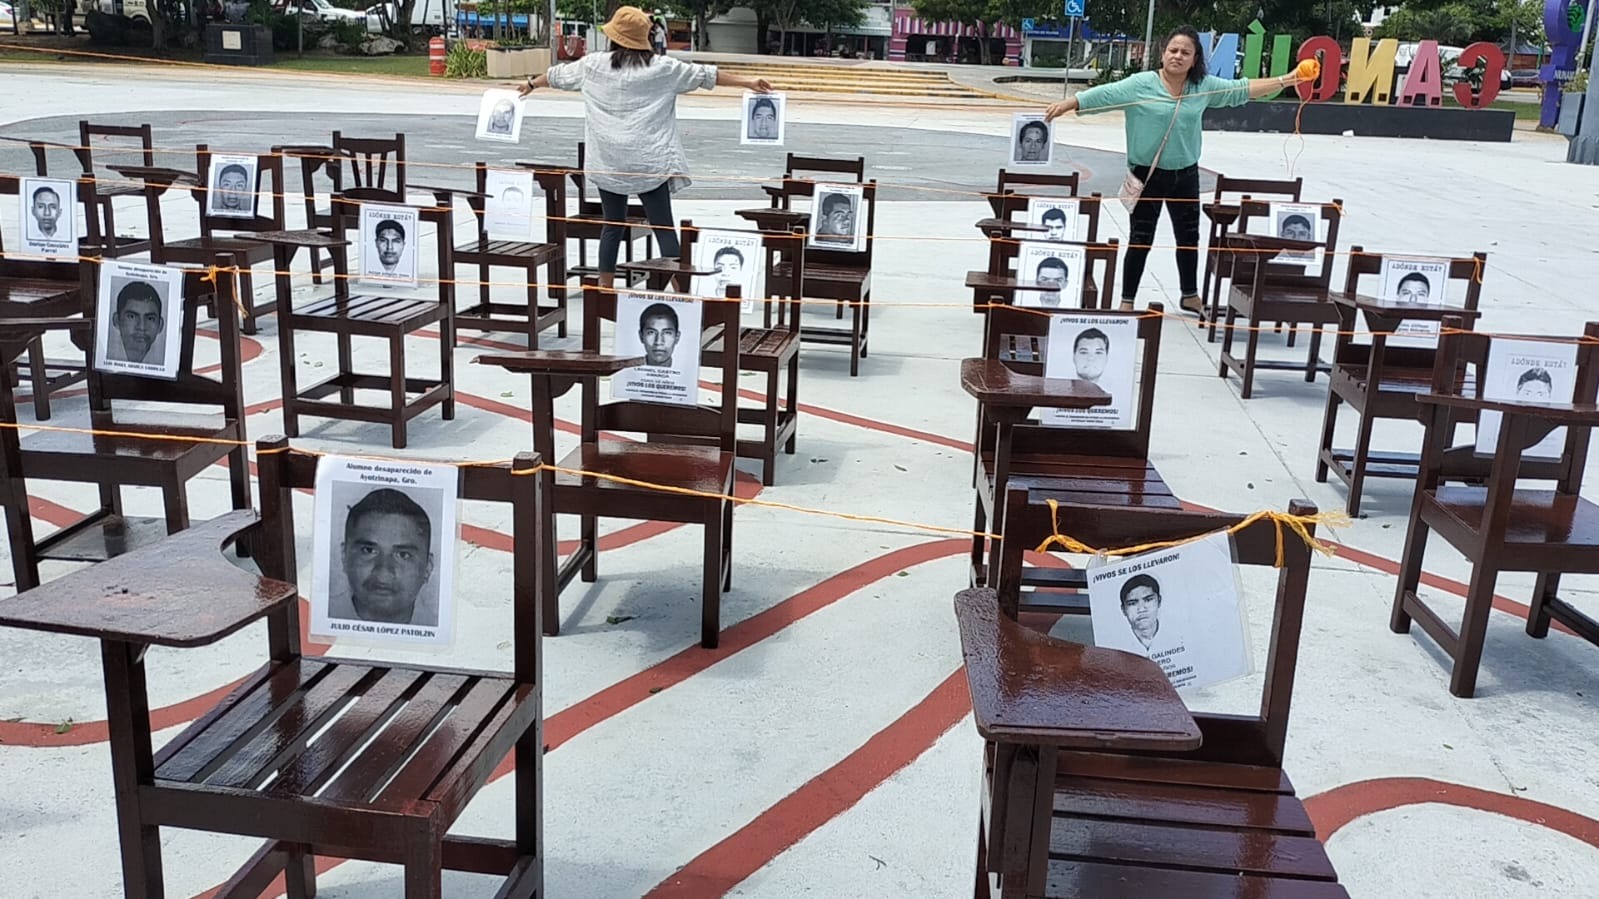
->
[1123, 163, 1201, 302]
[598, 182, 680, 274]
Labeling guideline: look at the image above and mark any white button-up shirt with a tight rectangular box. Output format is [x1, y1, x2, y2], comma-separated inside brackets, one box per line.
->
[545, 53, 718, 196]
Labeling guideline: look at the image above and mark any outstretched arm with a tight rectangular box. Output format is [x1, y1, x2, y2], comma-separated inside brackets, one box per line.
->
[717, 70, 773, 93]
[517, 73, 551, 98]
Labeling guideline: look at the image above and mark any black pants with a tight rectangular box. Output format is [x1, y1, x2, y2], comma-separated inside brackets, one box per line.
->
[598, 182, 680, 274]
[1123, 163, 1200, 302]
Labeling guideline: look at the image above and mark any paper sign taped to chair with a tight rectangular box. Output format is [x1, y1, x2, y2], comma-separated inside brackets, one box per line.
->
[1026, 197, 1080, 243]
[483, 168, 535, 238]
[93, 260, 185, 381]
[613, 292, 703, 406]
[1475, 337, 1577, 462]
[1086, 531, 1253, 692]
[207, 154, 259, 220]
[1015, 241, 1084, 309]
[807, 182, 866, 253]
[309, 455, 460, 648]
[475, 89, 527, 143]
[359, 203, 420, 287]
[1260, 201, 1324, 278]
[691, 229, 761, 314]
[19, 177, 78, 261]
[1042, 313, 1137, 429]
[1376, 256, 1450, 349]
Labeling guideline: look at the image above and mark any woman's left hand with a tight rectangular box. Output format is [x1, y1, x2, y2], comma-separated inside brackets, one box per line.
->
[749, 78, 773, 93]
[517, 79, 535, 98]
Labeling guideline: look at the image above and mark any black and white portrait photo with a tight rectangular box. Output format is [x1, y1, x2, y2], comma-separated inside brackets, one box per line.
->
[1475, 337, 1578, 462]
[1026, 197, 1080, 242]
[1042, 313, 1137, 429]
[691, 229, 762, 313]
[93, 260, 185, 380]
[741, 91, 786, 145]
[1015, 241, 1084, 309]
[808, 183, 866, 253]
[475, 89, 526, 143]
[484, 168, 535, 238]
[612, 292, 703, 406]
[1086, 531, 1252, 692]
[1010, 113, 1053, 166]
[19, 177, 78, 261]
[1263, 201, 1324, 274]
[310, 455, 459, 647]
[359, 203, 420, 287]
[1378, 256, 1450, 348]
[206, 154, 259, 219]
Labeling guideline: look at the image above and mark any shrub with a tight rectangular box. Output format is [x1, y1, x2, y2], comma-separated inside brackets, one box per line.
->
[445, 41, 487, 77]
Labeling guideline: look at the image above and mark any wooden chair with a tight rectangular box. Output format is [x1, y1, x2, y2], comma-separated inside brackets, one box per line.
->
[739, 155, 874, 375]
[967, 231, 1119, 317]
[552, 142, 658, 280]
[1201, 175, 1303, 342]
[448, 162, 570, 346]
[959, 486, 1348, 899]
[0, 315, 91, 590]
[0, 438, 547, 898]
[0, 171, 90, 420]
[0, 256, 250, 593]
[966, 303, 1171, 593]
[619, 221, 808, 485]
[283, 133, 406, 284]
[1316, 248, 1487, 515]
[135, 145, 290, 335]
[1391, 318, 1599, 698]
[278, 142, 342, 284]
[475, 280, 741, 648]
[260, 189, 456, 449]
[1216, 198, 1345, 399]
[76, 120, 155, 258]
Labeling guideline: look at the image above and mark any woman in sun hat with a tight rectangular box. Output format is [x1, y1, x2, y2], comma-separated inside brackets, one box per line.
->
[519, 5, 772, 290]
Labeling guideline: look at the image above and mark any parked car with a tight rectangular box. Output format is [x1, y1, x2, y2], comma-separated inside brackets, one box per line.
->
[1511, 68, 1542, 89]
[365, 0, 452, 33]
[0, 1, 15, 27]
[275, 0, 366, 25]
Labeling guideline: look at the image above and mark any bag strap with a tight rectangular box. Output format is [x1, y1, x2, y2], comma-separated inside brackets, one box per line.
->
[1147, 96, 1181, 173]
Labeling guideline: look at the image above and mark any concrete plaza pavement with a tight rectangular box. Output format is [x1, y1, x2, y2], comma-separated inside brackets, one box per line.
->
[0, 61, 1597, 897]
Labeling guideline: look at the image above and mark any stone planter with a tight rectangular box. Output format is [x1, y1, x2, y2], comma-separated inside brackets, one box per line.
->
[484, 46, 552, 78]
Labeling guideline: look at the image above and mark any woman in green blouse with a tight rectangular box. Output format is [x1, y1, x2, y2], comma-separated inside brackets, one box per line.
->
[1046, 26, 1311, 315]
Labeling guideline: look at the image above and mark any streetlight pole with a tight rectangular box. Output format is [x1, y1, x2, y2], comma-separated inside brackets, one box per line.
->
[1143, 0, 1155, 69]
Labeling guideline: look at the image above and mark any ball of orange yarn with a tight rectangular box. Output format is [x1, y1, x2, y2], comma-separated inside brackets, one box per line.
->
[1296, 59, 1321, 81]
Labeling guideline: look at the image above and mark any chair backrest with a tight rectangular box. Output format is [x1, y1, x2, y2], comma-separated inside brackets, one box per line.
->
[764, 154, 867, 212]
[987, 191, 1104, 245]
[991, 167, 1082, 212]
[805, 179, 878, 270]
[1332, 246, 1487, 368]
[579, 280, 740, 453]
[77, 120, 155, 187]
[329, 188, 456, 303]
[86, 254, 246, 425]
[332, 132, 406, 193]
[469, 161, 567, 245]
[191, 144, 289, 237]
[675, 219, 806, 330]
[995, 485, 1318, 768]
[1210, 174, 1303, 204]
[1233, 197, 1343, 290]
[982, 304, 1163, 460]
[982, 236, 1119, 311]
[1421, 316, 1599, 491]
[254, 437, 543, 679]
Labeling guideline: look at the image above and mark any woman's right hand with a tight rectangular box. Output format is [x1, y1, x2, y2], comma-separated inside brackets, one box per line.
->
[517, 79, 535, 99]
[1044, 98, 1077, 122]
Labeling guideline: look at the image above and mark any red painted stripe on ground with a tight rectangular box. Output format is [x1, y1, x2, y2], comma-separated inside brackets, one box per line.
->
[643, 668, 971, 898]
[1306, 776, 1599, 848]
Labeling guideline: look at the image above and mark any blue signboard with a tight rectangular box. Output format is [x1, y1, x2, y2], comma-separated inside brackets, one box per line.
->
[1022, 17, 1035, 32]
[1065, 0, 1084, 17]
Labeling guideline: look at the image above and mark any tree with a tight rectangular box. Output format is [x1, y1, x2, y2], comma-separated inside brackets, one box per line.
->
[748, 0, 866, 55]
[664, 0, 734, 50]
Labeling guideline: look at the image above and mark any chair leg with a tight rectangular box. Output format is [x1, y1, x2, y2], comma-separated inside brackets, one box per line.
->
[337, 332, 355, 404]
[762, 368, 778, 486]
[973, 810, 992, 899]
[1305, 324, 1325, 382]
[1315, 390, 1341, 483]
[580, 514, 598, 582]
[403, 838, 443, 899]
[239, 269, 260, 337]
[3, 488, 42, 593]
[722, 496, 733, 592]
[1240, 322, 1262, 399]
[971, 500, 990, 586]
[702, 504, 722, 649]
[1284, 320, 1296, 347]
[162, 478, 191, 534]
[390, 336, 408, 450]
[784, 355, 799, 454]
[552, 259, 569, 339]
[1346, 405, 1377, 517]
[1526, 571, 1561, 638]
[228, 443, 252, 512]
[541, 469, 561, 637]
[524, 265, 541, 350]
[284, 845, 317, 899]
[1389, 513, 1431, 634]
[440, 315, 456, 422]
[28, 339, 50, 420]
[479, 260, 492, 314]
[1218, 305, 1238, 377]
[1451, 563, 1501, 699]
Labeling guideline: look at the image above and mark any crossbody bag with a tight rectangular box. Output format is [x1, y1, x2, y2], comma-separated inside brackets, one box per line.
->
[1119, 96, 1182, 212]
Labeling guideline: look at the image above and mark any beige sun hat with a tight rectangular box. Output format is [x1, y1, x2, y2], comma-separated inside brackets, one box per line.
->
[602, 6, 653, 52]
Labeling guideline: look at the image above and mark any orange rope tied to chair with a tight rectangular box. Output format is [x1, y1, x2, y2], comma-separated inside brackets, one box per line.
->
[1035, 498, 1348, 567]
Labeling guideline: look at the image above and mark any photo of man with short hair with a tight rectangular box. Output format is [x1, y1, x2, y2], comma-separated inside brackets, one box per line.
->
[330, 486, 440, 628]
[1041, 207, 1069, 241]
[486, 99, 516, 136]
[1277, 213, 1314, 241]
[212, 163, 253, 216]
[815, 192, 856, 245]
[1515, 367, 1554, 401]
[1035, 257, 1068, 307]
[1071, 327, 1110, 384]
[1013, 117, 1051, 164]
[711, 246, 744, 295]
[29, 184, 61, 238]
[639, 302, 681, 367]
[106, 280, 166, 365]
[373, 218, 406, 275]
[748, 96, 778, 140]
[1120, 573, 1164, 652]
